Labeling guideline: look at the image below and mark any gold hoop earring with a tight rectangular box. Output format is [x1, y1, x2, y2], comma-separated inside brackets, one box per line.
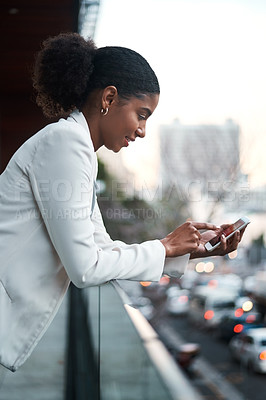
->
[100, 108, 109, 116]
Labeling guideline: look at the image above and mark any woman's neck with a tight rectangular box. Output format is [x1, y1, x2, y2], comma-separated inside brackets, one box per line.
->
[82, 93, 103, 151]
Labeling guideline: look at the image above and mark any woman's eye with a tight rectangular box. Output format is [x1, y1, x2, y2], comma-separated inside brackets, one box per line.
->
[138, 114, 146, 120]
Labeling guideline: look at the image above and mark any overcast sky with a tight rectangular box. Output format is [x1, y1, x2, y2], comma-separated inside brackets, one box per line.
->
[93, 0, 266, 188]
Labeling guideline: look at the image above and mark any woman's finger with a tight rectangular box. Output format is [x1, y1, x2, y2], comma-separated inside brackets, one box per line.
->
[220, 234, 227, 252]
[194, 229, 201, 240]
[192, 222, 219, 231]
[220, 223, 231, 229]
[232, 230, 240, 247]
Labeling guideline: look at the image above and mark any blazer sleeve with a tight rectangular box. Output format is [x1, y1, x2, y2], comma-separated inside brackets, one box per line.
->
[91, 201, 189, 279]
[27, 121, 165, 288]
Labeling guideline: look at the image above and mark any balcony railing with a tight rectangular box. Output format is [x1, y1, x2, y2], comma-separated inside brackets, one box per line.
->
[66, 280, 202, 400]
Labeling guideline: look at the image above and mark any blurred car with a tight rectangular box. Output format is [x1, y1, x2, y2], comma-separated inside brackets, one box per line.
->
[218, 310, 263, 341]
[165, 287, 190, 315]
[229, 327, 266, 373]
[217, 296, 263, 340]
[216, 273, 243, 294]
[188, 286, 237, 328]
[194, 273, 243, 295]
[166, 342, 201, 374]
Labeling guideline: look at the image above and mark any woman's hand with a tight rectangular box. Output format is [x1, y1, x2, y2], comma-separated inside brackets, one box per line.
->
[160, 221, 218, 257]
[189, 223, 246, 259]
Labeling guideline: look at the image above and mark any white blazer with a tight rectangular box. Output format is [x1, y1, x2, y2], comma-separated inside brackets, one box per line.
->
[0, 110, 189, 371]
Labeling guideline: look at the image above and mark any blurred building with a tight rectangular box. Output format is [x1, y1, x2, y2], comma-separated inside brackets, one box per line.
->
[226, 184, 266, 214]
[159, 118, 243, 201]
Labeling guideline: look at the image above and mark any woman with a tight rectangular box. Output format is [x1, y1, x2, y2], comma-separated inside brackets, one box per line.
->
[0, 33, 242, 372]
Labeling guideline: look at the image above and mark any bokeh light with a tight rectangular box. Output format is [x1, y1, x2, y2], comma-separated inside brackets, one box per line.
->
[228, 250, 238, 259]
[234, 324, 244, 333]
[242, 300, 253, 312]
[140, 281, 151, 287]
[204, 262, 215, 273]
[195, 262, 205, 273]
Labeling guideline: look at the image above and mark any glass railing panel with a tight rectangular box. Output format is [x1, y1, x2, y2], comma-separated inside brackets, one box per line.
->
[80, 281, 201, 400]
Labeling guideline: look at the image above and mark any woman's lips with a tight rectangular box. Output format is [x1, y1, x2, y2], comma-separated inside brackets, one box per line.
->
[125, 136, 135, 146]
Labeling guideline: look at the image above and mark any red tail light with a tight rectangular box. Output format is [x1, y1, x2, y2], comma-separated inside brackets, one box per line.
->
[178, 295, 188, 303]
[259, 351, 266, 360]
[246, 314, 256, 323]
[204, 310, 214, 320]
[208, 280, 218, 288]
[235, 308, 243, 317]
[234, 324, 244, 333]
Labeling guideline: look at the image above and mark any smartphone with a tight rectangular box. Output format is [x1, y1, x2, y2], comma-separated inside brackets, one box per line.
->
[204, 216, 250, 252]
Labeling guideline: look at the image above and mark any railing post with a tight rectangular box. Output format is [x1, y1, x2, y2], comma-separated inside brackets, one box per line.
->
[65, 284, 100, 400]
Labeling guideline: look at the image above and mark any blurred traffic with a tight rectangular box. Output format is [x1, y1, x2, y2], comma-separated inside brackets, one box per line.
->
[127, 252, 266, 399]
[229, 327, 266, 374]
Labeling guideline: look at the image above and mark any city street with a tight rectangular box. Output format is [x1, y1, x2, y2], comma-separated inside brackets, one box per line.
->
[162, 314, 266, 400]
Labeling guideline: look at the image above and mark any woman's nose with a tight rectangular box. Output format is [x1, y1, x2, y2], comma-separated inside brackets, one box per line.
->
[136, 126, 145, 138]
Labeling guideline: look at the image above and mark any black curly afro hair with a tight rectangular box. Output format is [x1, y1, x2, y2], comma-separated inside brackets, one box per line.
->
[33, 32, 160, 118]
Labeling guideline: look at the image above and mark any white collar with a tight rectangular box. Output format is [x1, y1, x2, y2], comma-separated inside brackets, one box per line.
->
[68, 109, 89, 132]
[67, 110, 95, 152]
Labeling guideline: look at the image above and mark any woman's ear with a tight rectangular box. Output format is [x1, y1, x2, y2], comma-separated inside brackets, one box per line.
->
[101, 86, 118, 109]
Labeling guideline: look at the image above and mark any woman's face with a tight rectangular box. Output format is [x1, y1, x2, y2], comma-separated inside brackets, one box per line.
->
[99, 93, 159, 153]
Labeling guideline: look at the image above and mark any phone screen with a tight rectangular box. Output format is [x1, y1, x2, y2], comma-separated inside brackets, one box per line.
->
[208, 218, 245, 247]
